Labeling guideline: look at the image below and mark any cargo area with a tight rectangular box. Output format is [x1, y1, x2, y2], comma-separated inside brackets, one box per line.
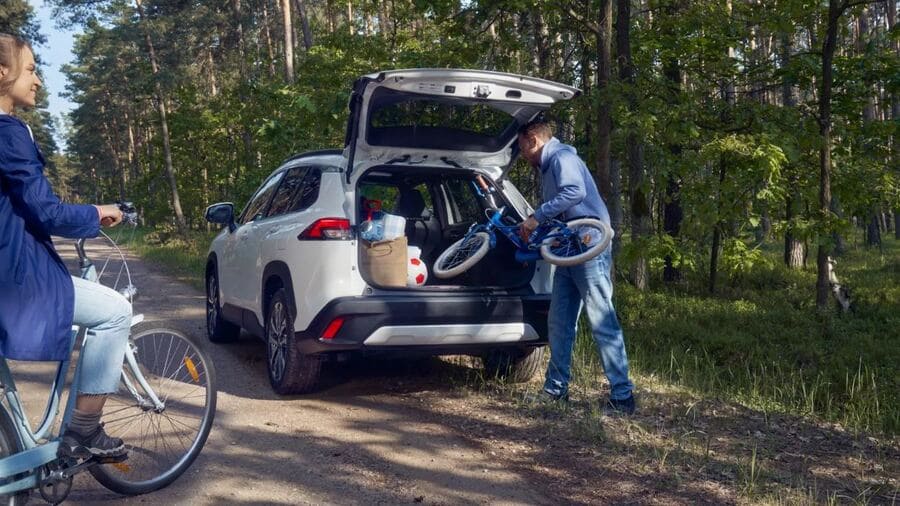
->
[355, 165, 536, 291]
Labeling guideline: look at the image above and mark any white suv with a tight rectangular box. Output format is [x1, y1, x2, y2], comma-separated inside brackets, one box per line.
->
[204, 69, 580, 394]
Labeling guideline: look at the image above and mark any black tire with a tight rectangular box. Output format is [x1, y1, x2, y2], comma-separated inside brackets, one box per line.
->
[481, 346, 545, 383]
[206, 266, 240, 343]
[0, 409, 28, 505]
[266, 289, 323, 394]
[539, 218, 612, 267]
[433, 232, 491, 279]
[90, 325, 216, 495]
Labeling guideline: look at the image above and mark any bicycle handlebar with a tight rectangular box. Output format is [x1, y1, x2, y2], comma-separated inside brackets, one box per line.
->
[76, 201, 138, 266]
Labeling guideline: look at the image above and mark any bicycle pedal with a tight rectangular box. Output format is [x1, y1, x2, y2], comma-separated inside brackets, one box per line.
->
[94, 453, 129, 464]
[56, 445, 92, 460]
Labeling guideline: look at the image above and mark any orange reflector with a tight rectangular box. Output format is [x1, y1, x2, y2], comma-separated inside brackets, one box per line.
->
[113, 462, 131, 473]
[184, 357, 200, 383]
[321, 317, 345, 340]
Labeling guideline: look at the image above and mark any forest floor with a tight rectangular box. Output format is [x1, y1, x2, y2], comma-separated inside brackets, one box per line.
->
[11, 231, 896, 504]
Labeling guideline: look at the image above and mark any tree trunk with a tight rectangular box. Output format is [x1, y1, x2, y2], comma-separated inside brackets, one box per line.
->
[859, 7, 881, 248]
[710, 0, 736, 293]
[280, 0, 294, 83]
[816, 0, 841, 310]
[295, 0, 313, 50]
[347, 1, 353, 35]
[206, 48, 219, 97]
[135, 0, 187, 235]
[617, 0, 648, 289]
[533, 10, 551, 76]
[890, 0, 899, 239]
[326, 0, 336, 34]
[710, 159, 727, 293]
[663, 58, 683, 283]
[866, 212, 882, 246]
[781, 33, 805, 268]
[262, 0, 277, 78]
[595, 0, 621, 259]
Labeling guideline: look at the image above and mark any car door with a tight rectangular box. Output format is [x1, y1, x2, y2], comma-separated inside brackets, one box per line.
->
[220, 170, 284, 312]
[249, 166, 321, 316]
[344, 69, 581, 183]
[438, 177, 486, 250]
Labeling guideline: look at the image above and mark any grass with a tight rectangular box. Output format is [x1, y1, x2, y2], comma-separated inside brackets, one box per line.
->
[123, 224, 899, 436]
[117, 226, 217, 290]
[607, 235, 900, 436]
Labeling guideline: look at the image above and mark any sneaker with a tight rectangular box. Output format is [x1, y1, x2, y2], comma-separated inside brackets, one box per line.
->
[602, 395, 636, 416]
[58, 424, 127, 459]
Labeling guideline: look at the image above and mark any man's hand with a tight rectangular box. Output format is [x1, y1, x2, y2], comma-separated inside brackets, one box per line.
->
[519, 215, 539, 242]
[95, 204, 124, 228]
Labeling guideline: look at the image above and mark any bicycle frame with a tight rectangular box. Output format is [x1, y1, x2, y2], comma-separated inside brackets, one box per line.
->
[470, 208, 572, 263]
[0, 236, 162, 495]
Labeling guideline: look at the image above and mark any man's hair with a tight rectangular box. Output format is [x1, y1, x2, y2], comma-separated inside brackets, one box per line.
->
[0, 33, 31, 97]
[517, 119, 553, 140]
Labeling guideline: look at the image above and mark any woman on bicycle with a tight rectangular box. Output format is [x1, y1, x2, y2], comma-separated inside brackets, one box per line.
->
[0, 33, 129, 459]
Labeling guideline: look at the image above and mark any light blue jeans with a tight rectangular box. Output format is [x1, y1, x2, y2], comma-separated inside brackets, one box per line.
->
[543, 250, 634, 400]
[71, 276, 131, 395]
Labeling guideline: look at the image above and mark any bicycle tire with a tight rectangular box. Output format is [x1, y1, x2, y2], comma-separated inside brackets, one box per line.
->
[89, 325, 216, 495]
[433, 232, 491, 279]
[0, 408, 28, 505]
[539, 218, 612, 267]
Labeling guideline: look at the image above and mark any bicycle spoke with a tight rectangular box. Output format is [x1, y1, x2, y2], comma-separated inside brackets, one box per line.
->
[96, 329, 213, 491]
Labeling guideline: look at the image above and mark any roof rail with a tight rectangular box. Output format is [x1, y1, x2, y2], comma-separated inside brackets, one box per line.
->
[281, 149, 344, 165]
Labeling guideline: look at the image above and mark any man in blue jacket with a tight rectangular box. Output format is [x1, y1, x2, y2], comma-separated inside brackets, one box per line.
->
[518, 120, 635, 414]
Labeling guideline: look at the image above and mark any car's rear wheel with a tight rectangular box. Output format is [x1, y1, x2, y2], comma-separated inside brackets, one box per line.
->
[266, 289, 323, 394]
[206, 267, 240, 343]
[481, 346, 545, 383]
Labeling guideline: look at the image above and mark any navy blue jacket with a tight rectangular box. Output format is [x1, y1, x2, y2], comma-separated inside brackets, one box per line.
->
[0, 114, 99, 360]
[533, 137, 611, 227]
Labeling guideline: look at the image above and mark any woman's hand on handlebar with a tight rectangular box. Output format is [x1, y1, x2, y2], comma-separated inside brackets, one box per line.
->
[95, 204, 124, 228]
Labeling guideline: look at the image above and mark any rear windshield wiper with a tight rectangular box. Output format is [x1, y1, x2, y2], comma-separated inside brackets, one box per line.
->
[440, 156, 463, 169]
[385, 154, 411, 164]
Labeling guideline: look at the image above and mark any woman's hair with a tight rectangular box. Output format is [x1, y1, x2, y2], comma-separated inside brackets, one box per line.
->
[0, 33, 31, 97]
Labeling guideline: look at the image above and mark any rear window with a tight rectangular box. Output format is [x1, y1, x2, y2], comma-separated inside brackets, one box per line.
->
[370, 100, 511, 138]
[365, 88, 529, 153]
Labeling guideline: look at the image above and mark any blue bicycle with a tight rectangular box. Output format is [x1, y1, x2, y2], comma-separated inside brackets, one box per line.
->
[0, 204, 216, 504]
[433, 207, 613, 279]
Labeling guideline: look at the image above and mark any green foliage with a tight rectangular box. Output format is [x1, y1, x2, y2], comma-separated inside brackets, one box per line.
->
[611, 235, 900, 435]
[30, 0, 900, 435]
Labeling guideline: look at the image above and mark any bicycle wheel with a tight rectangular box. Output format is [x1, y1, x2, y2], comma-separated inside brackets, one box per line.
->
[539, 218, 612, 267]
[0, 409, 28, 505]
[90, 325, 216, 495]
[433, 232, 491, 279]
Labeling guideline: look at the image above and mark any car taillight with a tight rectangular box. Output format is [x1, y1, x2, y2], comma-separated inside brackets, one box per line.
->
[298, 218, 353, 240]
[321, 317, 345, 340]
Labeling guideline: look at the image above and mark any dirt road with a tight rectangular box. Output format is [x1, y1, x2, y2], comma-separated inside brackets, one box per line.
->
[12, 239, 898, 505]
[10, 240, 551, 505]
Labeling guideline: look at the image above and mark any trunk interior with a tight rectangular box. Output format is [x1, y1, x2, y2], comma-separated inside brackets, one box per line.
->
[356, 165, 536, 291]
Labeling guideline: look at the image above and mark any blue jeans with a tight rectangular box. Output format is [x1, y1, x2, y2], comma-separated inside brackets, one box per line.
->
[543, 250, 634, 400]
[71, 276, 131, 395]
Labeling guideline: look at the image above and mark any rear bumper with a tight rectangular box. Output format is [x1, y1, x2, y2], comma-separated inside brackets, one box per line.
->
[296, 293, 550, 355]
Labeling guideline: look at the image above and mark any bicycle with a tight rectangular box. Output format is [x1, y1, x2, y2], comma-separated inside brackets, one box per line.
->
[0, 203, 216, 504]
[433, 206, 613, 279]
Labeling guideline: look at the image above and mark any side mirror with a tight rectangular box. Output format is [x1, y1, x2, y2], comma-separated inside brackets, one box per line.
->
[205, 203, 236, 232]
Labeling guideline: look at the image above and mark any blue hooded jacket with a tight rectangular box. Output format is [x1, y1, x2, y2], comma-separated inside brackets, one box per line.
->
[0, 114, 99, 360]
[533, 137, 611, 227]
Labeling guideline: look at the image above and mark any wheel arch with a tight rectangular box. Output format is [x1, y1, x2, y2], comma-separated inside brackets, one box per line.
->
[262, 261, 297, 323]
[205, 252, 218, 280]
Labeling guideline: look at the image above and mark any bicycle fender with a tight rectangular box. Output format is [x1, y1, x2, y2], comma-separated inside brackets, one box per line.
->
[131, 314, 144, 327]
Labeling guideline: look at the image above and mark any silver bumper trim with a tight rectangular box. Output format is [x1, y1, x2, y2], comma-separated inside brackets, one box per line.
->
[363, 323, 539, 346]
